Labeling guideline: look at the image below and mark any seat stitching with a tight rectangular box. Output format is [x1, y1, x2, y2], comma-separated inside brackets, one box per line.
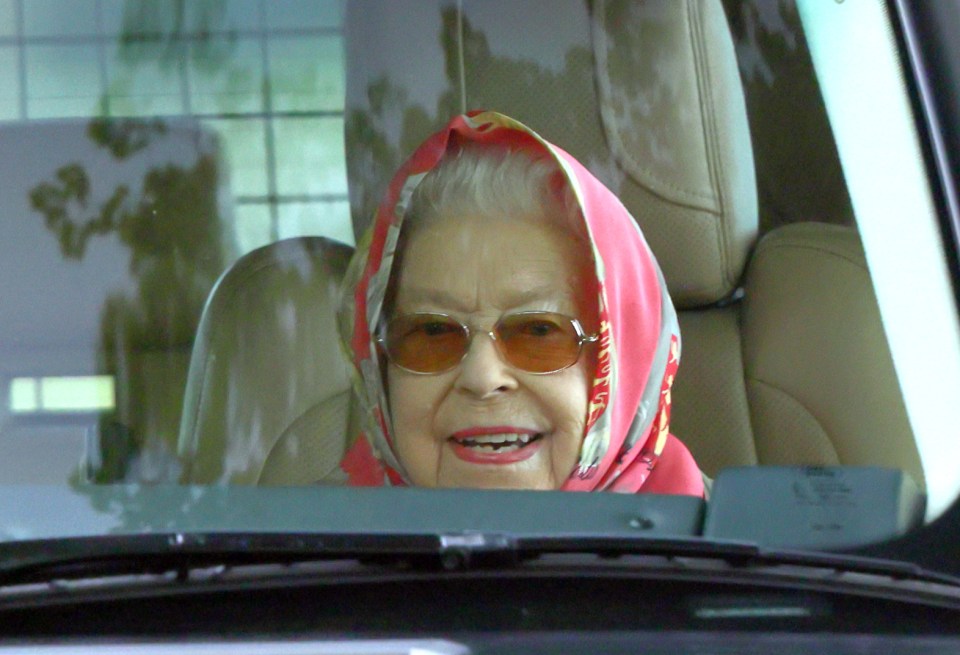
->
[591, 0, 718, 208]
[688, 0, 731, 294]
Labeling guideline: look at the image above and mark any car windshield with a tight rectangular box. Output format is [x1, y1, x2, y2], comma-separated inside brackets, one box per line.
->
[1, 0, 959, 573]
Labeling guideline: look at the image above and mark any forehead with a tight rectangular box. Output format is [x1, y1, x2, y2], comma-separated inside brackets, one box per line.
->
[393, 214, 594, 315]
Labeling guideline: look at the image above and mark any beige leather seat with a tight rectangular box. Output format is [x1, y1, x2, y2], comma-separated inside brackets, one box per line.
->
[344, 0, 925, 486]
[739, 223, 918, 475]
[177, 237, 355, 484]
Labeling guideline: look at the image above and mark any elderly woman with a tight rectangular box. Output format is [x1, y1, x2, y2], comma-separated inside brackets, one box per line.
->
[338, 111, 703, 496]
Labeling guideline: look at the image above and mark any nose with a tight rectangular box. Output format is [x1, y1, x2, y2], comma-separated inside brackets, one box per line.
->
[454, 330, 518, 397]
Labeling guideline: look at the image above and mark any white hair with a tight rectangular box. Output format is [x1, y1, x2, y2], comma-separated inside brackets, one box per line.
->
[404, 142, 587, 241]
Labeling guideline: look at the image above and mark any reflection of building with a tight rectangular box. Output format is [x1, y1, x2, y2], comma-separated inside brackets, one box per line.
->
[0, 0, 352, 252]
[0, 1, 352, 484]
[0, 119, 227, 483]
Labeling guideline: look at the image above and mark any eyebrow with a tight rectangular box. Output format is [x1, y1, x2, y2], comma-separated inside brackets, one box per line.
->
[397, 283, 570, 313]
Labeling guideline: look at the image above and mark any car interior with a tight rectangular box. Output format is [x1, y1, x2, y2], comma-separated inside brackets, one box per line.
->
[0, 0, 926, 501]
[8, 3, 960, 653]
[175, 0, 924, 492]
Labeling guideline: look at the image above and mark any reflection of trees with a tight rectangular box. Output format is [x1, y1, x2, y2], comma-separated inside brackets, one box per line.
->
[30, 120, 169, 259]
[28, 0, 247, 485]
[345, 8, 602, 236]
[347, 1, 855, 238]
[722, 0, 854, 231]
[30, 117, 226, 483]
[117, 0, 232, 66]
[111, 0, 252, 117]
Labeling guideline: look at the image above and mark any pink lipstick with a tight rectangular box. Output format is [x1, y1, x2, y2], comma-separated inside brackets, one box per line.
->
[448, 426, 544, 464]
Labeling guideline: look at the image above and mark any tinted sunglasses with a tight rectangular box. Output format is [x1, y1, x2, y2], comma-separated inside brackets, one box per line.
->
[378, 311, 598, 375]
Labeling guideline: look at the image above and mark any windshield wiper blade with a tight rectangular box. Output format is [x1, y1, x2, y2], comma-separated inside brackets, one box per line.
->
[1, 531, 957, 590]
[0, 532, 456, 586]
[511, 535, 960, 586]
[0, 532, 758, 585]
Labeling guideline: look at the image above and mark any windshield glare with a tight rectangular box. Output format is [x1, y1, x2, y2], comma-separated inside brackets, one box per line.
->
[0, 0, 957, 558]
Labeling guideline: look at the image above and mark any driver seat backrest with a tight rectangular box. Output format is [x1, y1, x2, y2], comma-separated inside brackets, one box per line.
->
[177, 237, 356, 484]
[344, 0, 925, 486]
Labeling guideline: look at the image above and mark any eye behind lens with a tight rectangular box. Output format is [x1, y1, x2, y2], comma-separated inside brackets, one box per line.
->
[498, 312, 582, 373]
[385, 313, 469, 373]
[383, 311, 587, 374]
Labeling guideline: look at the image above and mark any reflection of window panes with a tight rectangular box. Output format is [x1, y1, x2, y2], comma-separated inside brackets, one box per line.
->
[41, 376, 115, 412]
[10, 378, 39, 413]
[0, 47, 19, 119]
[0, 0, 15, 38]
[235, 204, 273, 255]
[203, 118, 269, 196]
[187, 0, 261, 34]
[106, 41, 186, 117]
[10, 376, 115, 414]
[274, 117, 348, 196]
[270, 36, 344, 112]
[189, 38, 263, 115]
[266, 0, 343, 30]
[101, 0, 260, 37]
[25, 45, 102, 118]
[24, 0, 98, 37]
[182, 0, 261, 34]
[278, 201, 354, 246]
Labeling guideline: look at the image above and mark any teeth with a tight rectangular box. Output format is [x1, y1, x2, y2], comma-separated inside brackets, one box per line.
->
[457, 433, 540, 451]
[465, 433, 529, 445]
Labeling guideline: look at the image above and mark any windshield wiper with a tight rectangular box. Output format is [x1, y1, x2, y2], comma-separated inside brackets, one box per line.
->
[1, 531, 958, 592]
[0, 532, 452, 586]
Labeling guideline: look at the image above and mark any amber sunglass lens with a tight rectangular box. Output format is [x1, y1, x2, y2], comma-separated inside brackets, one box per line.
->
[496, 313, 581, 373]
[386, 314, 468, 372]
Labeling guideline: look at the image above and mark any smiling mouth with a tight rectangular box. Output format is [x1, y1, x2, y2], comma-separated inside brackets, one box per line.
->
[453, 432, 545, 453]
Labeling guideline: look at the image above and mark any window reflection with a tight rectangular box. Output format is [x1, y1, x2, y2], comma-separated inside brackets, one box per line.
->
[0, 0, 14, 38]
[277, 200, 353, 246]
[3, 0, 349, 252]
[203, 118, 270, 196]
[274, 116, 347, 197]
[10, 376, 115, 414]
[26, 44, 102, 118]
[188, 38, 263, 115]
[270, 36, 345, 112]
[23, 0, 98, 37]
[0, 0, 350, 485]
[265, 0, 343, 30]
[0, 47, 17, 119]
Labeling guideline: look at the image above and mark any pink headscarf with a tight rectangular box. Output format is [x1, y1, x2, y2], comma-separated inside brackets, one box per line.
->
[339, 111, 703, 496]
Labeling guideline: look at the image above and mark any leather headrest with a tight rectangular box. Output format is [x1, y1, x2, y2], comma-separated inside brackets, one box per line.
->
[345, 0, 757, 307]
[592, 0, 758, 305]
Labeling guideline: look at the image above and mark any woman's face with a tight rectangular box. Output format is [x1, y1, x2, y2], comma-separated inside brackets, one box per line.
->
[386, 212, 597, 489]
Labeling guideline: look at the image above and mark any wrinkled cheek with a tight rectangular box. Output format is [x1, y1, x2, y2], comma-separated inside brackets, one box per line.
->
[545, 373, 592, 485]
[551, 427, 586, 486]
[392, 417, 441, 486]
[389, 382, 443, 487]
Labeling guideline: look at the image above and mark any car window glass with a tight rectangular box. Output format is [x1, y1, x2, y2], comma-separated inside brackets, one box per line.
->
[0, 0, 957, 536]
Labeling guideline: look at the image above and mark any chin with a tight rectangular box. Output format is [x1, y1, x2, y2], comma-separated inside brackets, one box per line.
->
[437, 470, 557, 491]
